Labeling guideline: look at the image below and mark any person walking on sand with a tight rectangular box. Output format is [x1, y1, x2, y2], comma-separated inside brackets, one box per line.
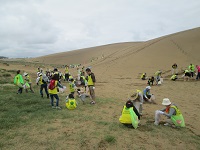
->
[172, 63, 178, 75]
[154, 98, 185, 128]
[196, 65, 200, 80]
[86, 68, 96, 104]
[14, 70, 24, 94]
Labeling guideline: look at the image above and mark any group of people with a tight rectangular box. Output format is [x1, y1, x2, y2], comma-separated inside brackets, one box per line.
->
[171, 63, 200, 81]
[14, 65, 96, 110]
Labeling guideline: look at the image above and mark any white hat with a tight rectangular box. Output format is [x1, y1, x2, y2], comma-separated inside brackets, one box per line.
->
[162, 98, 171, 105]
[23, 72, 28, 76]
[146, 86, 151, 90]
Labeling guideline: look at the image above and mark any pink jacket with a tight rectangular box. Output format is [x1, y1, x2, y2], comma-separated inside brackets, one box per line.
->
[197, 66, 200, 72]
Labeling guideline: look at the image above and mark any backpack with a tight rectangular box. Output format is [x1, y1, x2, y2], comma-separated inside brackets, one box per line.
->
[42, 74, 49, 82]
[49, 80, 56, 90]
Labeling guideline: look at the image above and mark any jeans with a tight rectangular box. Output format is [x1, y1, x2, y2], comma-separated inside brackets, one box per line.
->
[65, 73, 69, 81]
[50, 94, 59, 106]
[40, 84, 49, 98]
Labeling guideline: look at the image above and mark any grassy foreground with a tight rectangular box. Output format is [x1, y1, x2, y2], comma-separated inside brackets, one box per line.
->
[0, 68, 200, 150]
[0, 85, 200, 150]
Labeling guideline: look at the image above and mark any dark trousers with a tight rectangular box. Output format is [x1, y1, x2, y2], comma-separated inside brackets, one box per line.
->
[18, 87, 23, 94]
[40, 84, 49, 98]
[191, 72, 194, 77]
[65, 73, 69, 81]
[196, 72, 200, 80]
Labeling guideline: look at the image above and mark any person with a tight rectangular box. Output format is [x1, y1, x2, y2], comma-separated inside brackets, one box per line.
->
[147, 76, 154, 86]
[64, 65, 69, 81]
[69, 78, 76, 96]
[14, 70, 24, 94]
[80, 75, 87, 92]
[188, 64, 195, 78]
[119, 100, 141, 128]
[170, 74, 178, 81]
[196, 65, 200, 80]
[183, 69, 191, 81]
[48, 75, 63, 109]
[154, 98, 185, 127]
[155, 70, 162, 85]
[36, 73, 49, 98]
[143, 86, 156, 103]
[141, 73, 147, 80]
[130, 90, 144, 115]
[81, 66, 85, 76]
[86, 68, 96, 104]
[23, 72, 34, 93]
[66, 94, 78, 110]
[172, 63, 178, 75]
[52, 68, 60, 81]
[77, 84, 89, 104]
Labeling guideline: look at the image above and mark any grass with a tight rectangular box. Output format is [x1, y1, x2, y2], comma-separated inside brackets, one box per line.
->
[0, 74, 200, 149]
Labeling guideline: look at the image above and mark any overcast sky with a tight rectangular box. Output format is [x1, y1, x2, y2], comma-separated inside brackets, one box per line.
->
[0, 0, 200, 58]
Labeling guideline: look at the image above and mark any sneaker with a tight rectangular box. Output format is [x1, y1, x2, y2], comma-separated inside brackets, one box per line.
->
[90, 101, 96, 105]
[164, 123, 169, 126]
[154, 122, 159, 126]
[52, 106, 56, 109]
[56, 106, 62, 110]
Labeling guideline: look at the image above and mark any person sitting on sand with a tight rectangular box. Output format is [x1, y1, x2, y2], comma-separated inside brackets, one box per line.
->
[14, 70, 24, 94]
[66, 94, 78, 110]
[130, 90, 144, 115]
[183, 69, 191, 81]
[170, 74, 178, 81]
[154, 98, 185, 128]
[119, 100, 141, 128]
[147, 76, 154, 86]
[141, 73, 147, 80]
[155, 70, 162, 85]
[143, 86, 155, 103]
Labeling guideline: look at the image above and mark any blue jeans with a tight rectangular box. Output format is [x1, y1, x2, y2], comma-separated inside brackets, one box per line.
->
[50, 94, 59, 106]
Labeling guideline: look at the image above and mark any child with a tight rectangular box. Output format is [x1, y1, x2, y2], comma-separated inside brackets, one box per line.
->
[14, 70, 24, 94]
[66, 94, 77, 110]
[48, 75, 63, 109]
[77, 84, 89, 104]
[23, 72, 34, 93]
[69, 78, 76, 96]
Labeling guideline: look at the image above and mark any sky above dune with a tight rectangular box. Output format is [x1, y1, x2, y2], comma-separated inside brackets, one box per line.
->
[0, 0, 200, 58]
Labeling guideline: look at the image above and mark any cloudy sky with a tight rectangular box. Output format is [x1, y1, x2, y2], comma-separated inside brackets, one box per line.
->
[0, 0, 200, 58]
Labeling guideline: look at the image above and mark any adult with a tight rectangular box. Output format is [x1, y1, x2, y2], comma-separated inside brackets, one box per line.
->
[14, 70, 24, 94]
[188, 64, 195, 78]
[183, 69, 191, 81]
[143, 86, 154, 103]
[119, 100, 140, 128]
[154, 98, 185, 127]
[141, 73, 147, 80]
[86, 68, 96, 104]
[131, 90, 144, 115]
[172, 63, 178, 75]
[196, 65, 200, 80]
[155, 70, 162, 85]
